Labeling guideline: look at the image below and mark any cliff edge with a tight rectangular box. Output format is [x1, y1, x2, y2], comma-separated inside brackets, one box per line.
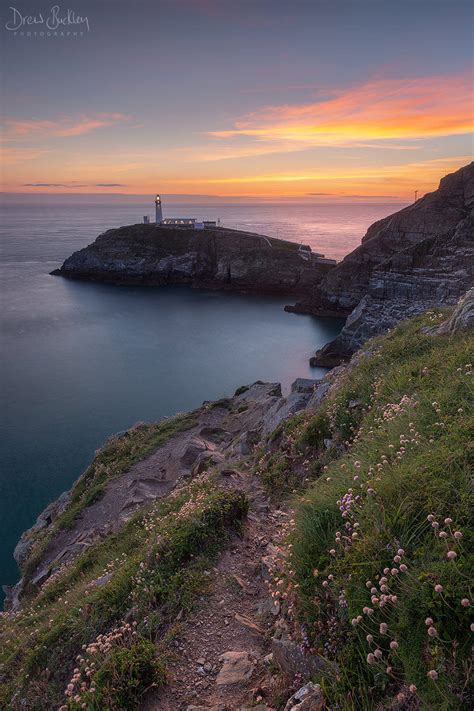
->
[289, 161, 474, 365]
[52, 225, 335, 296]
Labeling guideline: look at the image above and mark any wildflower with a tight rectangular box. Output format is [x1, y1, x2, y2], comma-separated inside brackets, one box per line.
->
[391, 568, 399, 576]
[444, 518, 452, 525]
[399, 564, 407, 572]
[397, 548, 405, 556]
[366, 634, 374, 643]
[461, 598, 470, 607]
[427, 626, 437, 637]
[434, 584, 443, 593]
[409, 684, 417, 693]
[439, 531, 448, 538]
[329, 549, 336, 556]
[351, 618, 358, 626]
[427, 669, 438, 680]
[389, 640, 398, 650]
[454, 531, 463, 539]
[379, 623, 388, 634]
[425, 617, 433, 626]
[427, 514, 435, 522]
[367, 653, 376, 664]
[447, 550, 457, 560]
[374, 648, 383, 659]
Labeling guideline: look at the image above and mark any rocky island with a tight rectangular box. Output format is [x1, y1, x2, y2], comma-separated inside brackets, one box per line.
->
[52, 225, 336, 296]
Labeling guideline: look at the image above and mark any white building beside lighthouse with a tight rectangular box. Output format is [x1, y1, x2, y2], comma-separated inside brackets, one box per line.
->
[155, 194, 163, 224]
[149, 193, 220, 229]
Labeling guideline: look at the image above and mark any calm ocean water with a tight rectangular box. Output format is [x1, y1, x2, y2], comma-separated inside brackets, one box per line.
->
[0, 200, 402, 599]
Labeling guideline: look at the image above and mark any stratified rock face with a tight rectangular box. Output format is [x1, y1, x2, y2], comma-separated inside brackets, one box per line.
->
[53, 225, 335, 296]
[308, 162, 474, 364]
[301, 162, 473, 315]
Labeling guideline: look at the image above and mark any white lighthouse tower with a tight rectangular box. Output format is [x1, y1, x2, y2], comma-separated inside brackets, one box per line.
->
[155, 194, 163, 224]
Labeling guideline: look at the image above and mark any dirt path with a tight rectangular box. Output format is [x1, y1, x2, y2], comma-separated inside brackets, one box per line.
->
[141, 468, 290, 711]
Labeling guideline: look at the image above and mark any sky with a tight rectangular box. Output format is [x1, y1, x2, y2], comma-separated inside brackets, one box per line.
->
[0, 0, 473, 201]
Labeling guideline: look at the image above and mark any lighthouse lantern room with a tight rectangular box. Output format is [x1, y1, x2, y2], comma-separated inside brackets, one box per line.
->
[155, 194, 163, 224]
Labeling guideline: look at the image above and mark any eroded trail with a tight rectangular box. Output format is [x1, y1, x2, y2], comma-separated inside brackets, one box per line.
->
[142, 468, 290, 711]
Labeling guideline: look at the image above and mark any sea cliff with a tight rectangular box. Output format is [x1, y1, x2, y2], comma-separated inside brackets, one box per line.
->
[52, 225, 335, 296]
[289, 161, 474, 365]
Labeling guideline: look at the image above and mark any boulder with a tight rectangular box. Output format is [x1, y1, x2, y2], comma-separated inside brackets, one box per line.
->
[235, 429, 262, 456]
[284, 682, 324, 711]
[216, 651, 254, 686]
[437, 287, 474, 335]
[181, 437, 214, 466]
[291, 378, 321, 394]
[271, 638, 336, 680]
[191, 450, 225, 475]
[262, 392, 311, 436]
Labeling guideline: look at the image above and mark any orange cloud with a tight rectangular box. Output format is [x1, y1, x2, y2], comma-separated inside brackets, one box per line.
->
[209, 73, 473, 148]
[0, 146, 48, 164]
[3, 113, 128, 138]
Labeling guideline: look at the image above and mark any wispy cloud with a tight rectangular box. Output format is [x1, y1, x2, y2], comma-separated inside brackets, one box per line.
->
[3, 113, 129, 139]
[208, 72, 473, 151]
[23, 182, 128, 188]
[0, 147, 48, 164]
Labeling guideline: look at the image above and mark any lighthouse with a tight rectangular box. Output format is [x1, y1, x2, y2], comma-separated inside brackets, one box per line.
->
[155, 194, 163, 224]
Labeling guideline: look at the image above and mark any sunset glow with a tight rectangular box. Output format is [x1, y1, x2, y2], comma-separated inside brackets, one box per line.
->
[1, 1, 472, 200]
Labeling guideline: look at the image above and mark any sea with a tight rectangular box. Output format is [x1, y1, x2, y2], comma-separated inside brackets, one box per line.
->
[0, 200, 405, 601]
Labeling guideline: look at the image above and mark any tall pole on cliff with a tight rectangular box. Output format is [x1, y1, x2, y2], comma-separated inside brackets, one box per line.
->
[414, 190, 418, 202]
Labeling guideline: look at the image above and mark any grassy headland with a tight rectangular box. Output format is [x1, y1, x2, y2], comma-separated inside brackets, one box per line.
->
[260, 312, 473, 708]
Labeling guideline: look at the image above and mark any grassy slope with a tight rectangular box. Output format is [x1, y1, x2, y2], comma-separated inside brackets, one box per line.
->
[2, 309, 472, 710]
[0, 478, 247, 710]
[261, 312, 473, 709]
[20, 412, 198, 591]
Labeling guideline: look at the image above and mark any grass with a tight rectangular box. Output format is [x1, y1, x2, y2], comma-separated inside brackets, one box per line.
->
[20, 412, 198, 586]
[0, 478, 247, 710]
[267, 312, 473, 709]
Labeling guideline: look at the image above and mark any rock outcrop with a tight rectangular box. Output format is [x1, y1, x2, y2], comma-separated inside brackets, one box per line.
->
[52, 224, 335, 296]
[437, 287, 474, 335]
[291, 162, 474, 364]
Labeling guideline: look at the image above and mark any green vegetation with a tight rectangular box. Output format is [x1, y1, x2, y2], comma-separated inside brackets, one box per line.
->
[234, 385, 250, 397]
[21, 412, 198, 585]
[0, 478, 247, 710]
[264, 313, 473, 709]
